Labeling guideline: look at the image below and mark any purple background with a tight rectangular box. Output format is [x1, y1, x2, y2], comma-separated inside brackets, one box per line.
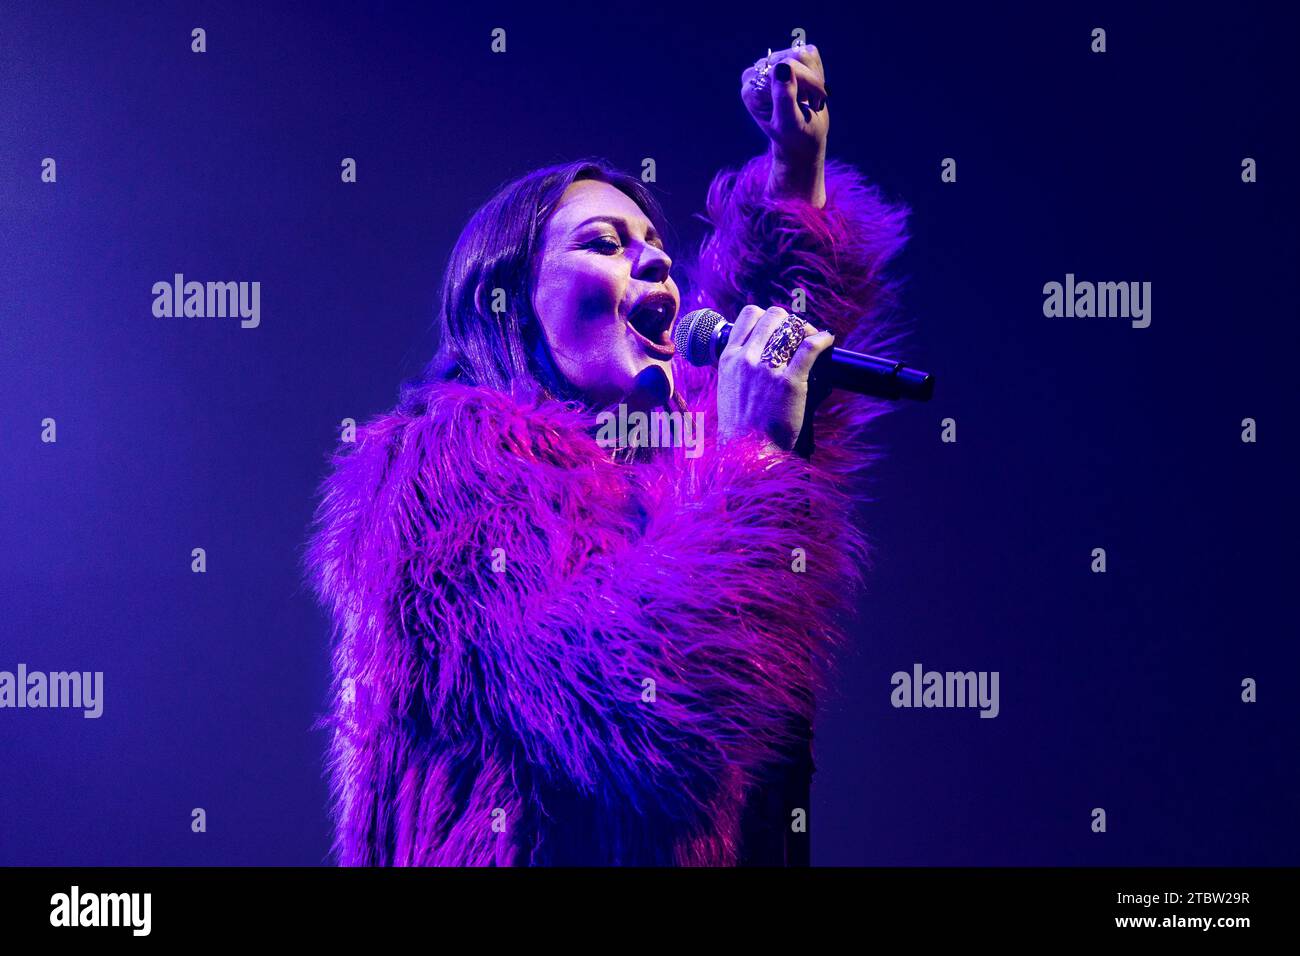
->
[1, 1, 1295, 865]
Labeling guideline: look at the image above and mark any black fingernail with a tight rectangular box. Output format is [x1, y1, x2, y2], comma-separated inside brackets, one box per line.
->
[823, 82, 831, 98]
[775, 62, 792, 83]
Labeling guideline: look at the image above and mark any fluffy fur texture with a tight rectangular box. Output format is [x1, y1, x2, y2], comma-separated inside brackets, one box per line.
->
[304, 153, 908, 865]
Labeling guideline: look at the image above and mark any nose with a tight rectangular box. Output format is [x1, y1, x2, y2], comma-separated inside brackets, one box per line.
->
[633, 243, 672, 284]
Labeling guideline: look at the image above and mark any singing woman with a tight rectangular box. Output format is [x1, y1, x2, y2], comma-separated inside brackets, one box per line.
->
[305, 43, 908, 865]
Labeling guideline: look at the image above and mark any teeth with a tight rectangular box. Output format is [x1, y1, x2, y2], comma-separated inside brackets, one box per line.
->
[630, 300, 673, 342]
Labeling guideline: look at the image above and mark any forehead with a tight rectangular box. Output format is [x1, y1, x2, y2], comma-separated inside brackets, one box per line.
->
[549, 179, 653, 232]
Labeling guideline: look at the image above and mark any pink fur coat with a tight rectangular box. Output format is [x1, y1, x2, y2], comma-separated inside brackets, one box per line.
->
[304, 154, 908, 865]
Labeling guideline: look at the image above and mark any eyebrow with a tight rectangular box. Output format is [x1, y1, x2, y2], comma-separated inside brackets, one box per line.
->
[572, 214, 663, 248]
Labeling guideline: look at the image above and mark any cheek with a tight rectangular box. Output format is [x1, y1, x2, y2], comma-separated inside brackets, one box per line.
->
[535, 256, 626, 343]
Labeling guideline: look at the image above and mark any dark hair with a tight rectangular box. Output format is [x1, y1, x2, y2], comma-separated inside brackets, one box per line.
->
[404, 159, 670, 411]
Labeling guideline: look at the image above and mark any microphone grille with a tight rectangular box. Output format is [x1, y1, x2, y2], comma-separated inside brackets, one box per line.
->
[673, 308, 725, 367]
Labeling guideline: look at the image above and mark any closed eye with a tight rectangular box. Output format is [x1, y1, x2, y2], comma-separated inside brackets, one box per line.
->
[584, 236, 622, 254]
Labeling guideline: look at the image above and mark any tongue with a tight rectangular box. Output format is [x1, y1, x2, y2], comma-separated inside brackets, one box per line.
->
[644, 323, 669, 345]
[631, 310, 663, 342]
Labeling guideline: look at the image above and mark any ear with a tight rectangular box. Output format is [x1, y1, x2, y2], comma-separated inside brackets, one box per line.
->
[474, 278, 513, 323]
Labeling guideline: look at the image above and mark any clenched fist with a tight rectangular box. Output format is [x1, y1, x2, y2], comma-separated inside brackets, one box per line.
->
[740, 44, 830, 207]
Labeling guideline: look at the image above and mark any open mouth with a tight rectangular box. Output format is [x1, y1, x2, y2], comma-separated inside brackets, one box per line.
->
[626, 293, 677, 359]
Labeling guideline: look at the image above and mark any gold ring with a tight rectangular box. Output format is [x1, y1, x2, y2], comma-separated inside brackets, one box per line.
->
[760, 315, 808, 368]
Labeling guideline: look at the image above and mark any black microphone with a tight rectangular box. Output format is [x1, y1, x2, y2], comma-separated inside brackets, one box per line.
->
[673, 308, 934, 402]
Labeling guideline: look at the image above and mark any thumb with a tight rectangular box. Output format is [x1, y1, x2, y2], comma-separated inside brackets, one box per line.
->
[769, 60, 799, 132]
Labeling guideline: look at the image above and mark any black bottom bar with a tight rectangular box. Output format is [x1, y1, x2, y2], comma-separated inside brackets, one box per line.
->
[0, 866, 1289, 942]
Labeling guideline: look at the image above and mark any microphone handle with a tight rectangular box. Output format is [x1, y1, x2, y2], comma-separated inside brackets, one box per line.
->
[712, 321, 934, 402]
[818, 346, 935, 401]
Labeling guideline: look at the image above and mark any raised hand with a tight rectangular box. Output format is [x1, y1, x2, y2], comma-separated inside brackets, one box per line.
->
[739, 44, 829, 207]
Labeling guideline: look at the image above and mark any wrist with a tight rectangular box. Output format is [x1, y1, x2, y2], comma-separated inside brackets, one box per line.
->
[766, 146, 827, 208]
[718, 423, 790, 461]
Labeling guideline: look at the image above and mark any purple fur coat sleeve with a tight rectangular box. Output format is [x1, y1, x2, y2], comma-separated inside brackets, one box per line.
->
[690, 151, 908, 353]
[683, 151, 910, 481]
[305, 153, 907, 866]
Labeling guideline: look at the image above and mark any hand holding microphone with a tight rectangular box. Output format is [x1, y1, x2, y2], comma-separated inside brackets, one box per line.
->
[706, 305, 836, 453]
[674, 305, 935, 454]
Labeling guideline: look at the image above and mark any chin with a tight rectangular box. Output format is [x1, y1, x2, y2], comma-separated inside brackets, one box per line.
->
[624, 359, 674, 405]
